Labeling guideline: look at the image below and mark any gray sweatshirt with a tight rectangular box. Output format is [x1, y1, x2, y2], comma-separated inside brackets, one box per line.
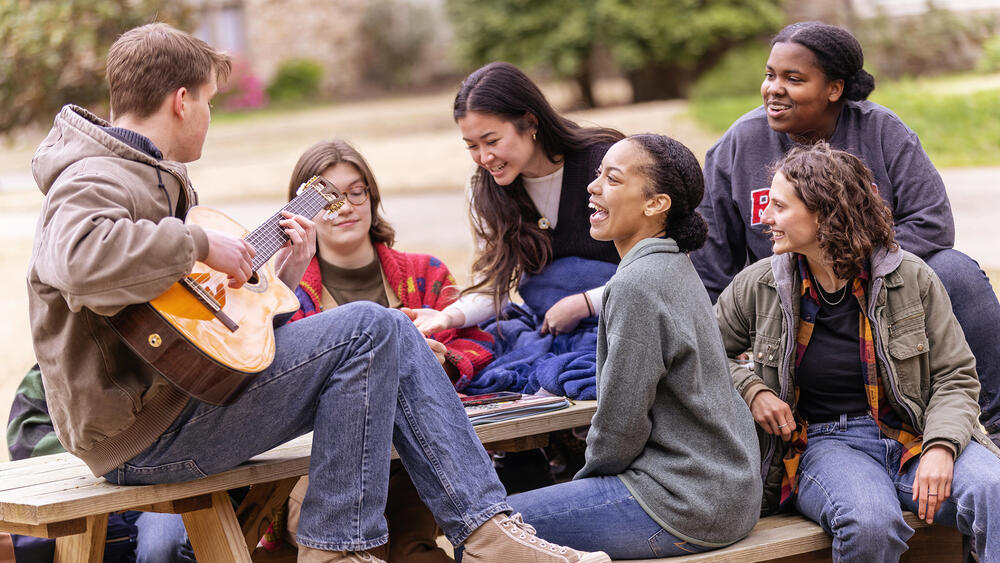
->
[579, 238, 761, 546]
[692, 100, 955, 301]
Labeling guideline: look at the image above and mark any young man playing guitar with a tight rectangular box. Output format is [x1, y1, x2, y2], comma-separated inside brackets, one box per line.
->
[26, 22, 609, 563]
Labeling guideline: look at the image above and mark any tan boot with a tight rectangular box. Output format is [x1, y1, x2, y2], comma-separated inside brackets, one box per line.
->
[297, 545, 387, 563]
[462, 513, 611, 563]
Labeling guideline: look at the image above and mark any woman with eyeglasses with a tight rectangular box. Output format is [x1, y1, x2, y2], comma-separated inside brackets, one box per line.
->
[277, 138, 496, 562]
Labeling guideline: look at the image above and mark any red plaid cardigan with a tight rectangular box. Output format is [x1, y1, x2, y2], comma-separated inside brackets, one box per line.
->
[290, 243, 494, 390]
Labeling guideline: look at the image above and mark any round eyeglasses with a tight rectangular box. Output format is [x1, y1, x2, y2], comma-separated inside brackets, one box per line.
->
[344, 185, 370, 206]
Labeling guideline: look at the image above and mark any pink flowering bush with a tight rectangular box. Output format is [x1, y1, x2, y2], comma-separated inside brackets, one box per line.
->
[216, 57, 269, 111]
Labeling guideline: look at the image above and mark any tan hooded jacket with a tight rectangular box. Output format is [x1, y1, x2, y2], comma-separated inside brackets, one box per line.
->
[28, 105, 209, 476]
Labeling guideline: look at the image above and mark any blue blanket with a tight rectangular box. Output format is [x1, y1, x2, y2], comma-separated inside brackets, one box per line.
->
[464, 257, 618, 400]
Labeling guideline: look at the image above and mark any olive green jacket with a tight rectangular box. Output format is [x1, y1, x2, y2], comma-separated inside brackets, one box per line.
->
[715, 247, 997, 514]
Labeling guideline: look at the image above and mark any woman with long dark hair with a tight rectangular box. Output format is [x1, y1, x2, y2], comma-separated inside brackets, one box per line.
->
[411, 62, 624, 339]
[716, 142, 1000, 560]
[693, 21, 1000, 449]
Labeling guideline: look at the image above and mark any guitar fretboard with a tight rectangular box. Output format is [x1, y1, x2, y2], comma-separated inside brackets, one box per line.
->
[244, 188, 333, 272]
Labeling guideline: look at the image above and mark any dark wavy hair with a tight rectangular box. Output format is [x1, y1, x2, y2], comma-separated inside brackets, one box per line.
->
[773, 21, 876, 101]
[775, 142, 897, 280]
[628, 134, 708, 253]
[287, 139, 396, 247]
[453, 62, 623, 308]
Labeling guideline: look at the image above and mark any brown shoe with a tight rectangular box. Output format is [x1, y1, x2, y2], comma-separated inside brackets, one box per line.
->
[462, 513, 611, 562]
[297, 545, 387, 563]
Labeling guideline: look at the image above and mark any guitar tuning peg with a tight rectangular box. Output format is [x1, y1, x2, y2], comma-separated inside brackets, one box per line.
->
[323, 209, 339, 222]
[295, 182, 308, 196]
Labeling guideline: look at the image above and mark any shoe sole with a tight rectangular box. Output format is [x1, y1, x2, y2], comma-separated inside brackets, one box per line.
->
[580, 552, 612, 563]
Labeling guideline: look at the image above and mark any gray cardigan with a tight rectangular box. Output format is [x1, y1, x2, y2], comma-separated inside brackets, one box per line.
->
[579, 238, 762, 547]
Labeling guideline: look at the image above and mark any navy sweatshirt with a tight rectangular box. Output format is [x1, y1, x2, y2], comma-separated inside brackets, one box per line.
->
[692, 101, 955, 301]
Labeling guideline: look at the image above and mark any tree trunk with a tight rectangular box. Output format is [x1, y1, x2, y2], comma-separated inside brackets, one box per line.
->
[575, 69, 596, 108]
[626, 62, 695, 102]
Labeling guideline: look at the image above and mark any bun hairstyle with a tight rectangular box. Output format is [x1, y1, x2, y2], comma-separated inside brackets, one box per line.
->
[772, 21, 876, 101]
[628, 134, 708, 253]
[774, 141, 897, 281]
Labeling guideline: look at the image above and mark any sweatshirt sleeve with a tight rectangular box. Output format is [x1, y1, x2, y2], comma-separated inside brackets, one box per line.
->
[691, 135, 748, 302]
[578, 281, 660, 477]
[881, 122, 955, 259]
[32, 166, 200, 316]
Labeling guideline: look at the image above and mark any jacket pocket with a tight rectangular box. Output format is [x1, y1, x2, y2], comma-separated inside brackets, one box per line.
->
[749, 334, 782, 389]
[753, 334, 781, 366]
[887, 311, 929, 400]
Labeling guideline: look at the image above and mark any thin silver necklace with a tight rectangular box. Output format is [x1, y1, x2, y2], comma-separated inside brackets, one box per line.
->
[814, 276, 849, 306]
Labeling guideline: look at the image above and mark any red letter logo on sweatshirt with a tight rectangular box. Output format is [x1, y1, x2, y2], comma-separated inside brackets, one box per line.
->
[750, 188, 770, 225]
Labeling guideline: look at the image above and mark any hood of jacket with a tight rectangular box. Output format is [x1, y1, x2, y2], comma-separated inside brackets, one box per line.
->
[32, 105, 178, 197]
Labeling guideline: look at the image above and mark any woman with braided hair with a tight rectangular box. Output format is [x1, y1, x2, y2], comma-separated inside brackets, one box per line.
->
[692, 21, 1000, 450]
[504, 134, 762, 559]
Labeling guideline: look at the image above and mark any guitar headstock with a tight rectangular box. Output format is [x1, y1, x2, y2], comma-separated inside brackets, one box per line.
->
[296, 176, 346, 218]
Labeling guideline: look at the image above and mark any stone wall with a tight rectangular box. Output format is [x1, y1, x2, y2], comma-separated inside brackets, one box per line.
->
[241, 0, 368, 97]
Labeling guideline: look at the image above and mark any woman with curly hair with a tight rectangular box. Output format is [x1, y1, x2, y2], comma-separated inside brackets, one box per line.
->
[506, 134, 762, 559]
[715, 142, 1000, 561]
[693, 21, 1000, 449]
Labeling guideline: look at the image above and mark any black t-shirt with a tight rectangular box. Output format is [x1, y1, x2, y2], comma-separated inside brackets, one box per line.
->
[795, 281, 869, 423]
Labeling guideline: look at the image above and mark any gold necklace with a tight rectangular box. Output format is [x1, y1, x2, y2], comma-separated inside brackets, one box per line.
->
[535, 180, 560, 230]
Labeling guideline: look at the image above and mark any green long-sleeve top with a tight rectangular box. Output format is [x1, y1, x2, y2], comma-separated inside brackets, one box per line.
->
[578, 237, 762, 547]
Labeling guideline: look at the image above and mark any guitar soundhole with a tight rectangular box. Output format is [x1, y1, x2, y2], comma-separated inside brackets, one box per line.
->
[244, 272, 267, 294]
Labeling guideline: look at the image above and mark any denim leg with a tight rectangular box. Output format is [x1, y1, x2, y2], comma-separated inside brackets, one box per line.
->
[121, 511, 194, 563]
[388, 310, 510, 546]
[104, 302, 508, 551]
[507, 476, 711, 559]
[925, 249, 1000, 432]
[896, 441, 1000, 561]
[794, 417, 912, 562]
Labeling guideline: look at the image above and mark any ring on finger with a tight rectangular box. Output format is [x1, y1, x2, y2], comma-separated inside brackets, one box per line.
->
[927, 492, 939, 496]
[776, 423, 787, 428]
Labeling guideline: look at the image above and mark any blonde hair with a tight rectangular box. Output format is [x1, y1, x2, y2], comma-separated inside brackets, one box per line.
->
[107, 23, 231, 119]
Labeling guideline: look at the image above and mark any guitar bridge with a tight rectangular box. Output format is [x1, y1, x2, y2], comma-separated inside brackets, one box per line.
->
[180, 276, 240, 332]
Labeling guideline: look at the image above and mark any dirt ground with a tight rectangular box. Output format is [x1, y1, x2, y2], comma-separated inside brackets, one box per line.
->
[0, 83, 997, 461]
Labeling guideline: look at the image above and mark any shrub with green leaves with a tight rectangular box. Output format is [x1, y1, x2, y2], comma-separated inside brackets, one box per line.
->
[0, 0, 191, 133]
[265, 59, 323, 104]
[977, 35, 1000, 72]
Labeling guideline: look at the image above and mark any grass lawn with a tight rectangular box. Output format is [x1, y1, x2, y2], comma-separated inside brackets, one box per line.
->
[689, 72, 1000, 167]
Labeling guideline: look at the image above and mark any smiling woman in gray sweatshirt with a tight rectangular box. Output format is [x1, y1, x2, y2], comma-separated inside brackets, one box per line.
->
[507, 134, 761, 559]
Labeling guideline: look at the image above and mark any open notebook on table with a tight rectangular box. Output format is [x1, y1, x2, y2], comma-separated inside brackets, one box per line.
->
[464, 393, 572, 425]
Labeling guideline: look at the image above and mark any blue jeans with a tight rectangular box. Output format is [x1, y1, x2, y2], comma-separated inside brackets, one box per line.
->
[506, 476, 712, 559]
[926, 249, 1000, 434]
[120, 511, 194, 562]
[794, 414, 1000, 562]
[104, 302, 510, 551]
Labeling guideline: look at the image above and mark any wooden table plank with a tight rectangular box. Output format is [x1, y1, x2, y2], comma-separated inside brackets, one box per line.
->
[0, 401, 597, 526]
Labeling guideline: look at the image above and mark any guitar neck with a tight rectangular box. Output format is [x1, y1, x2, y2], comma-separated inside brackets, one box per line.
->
[244, 188, 331, 272]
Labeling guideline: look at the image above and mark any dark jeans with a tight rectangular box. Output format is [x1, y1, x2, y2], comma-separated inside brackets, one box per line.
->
[926, 249, 1000, 433]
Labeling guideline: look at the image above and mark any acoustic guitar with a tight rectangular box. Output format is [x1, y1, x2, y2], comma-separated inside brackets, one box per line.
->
[109, 176, 345, 405]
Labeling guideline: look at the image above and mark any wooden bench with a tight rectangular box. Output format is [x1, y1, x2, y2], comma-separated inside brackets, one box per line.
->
[1, 397, 965, 562]
[0, 400, 597, 562]
[622, 512, 963, 562]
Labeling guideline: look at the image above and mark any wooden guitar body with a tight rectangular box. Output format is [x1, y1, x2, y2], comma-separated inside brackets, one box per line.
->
[109, 176, 343, 405]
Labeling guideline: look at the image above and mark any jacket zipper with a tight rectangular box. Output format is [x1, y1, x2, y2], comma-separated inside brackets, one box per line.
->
[760, 294, 797, 481]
